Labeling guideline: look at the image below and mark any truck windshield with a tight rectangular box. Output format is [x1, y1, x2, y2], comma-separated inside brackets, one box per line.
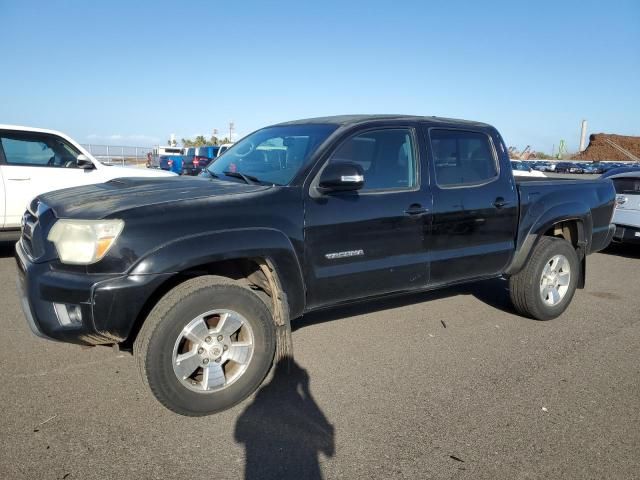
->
[207, 124, 337, 185]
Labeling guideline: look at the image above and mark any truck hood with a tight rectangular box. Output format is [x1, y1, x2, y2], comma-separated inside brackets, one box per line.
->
[38, 176, 270, 219]
[99, 165, 177, 178]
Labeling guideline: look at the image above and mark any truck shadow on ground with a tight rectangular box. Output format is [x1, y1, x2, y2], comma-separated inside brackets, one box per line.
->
[294, 277, 516, 331]
[0, 242, 15, 258]
[602, 243, 640, 259]
[234, 358, 334, 480]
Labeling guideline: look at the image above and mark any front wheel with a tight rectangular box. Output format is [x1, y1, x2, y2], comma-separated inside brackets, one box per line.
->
[509, 236, 579, 320]
[134, 276, 276, 416]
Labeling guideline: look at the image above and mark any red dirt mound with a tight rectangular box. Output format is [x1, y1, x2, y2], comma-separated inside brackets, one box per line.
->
[573, 133, 640, 161]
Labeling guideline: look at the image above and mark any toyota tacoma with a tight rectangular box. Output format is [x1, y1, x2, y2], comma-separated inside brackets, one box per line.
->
[16, 115, 616, 416]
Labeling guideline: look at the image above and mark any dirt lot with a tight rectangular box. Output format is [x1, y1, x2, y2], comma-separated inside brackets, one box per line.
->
[573, 133, 640, 161]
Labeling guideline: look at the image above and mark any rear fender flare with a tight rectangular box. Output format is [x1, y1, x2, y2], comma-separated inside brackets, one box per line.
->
[505, 202, 591, 277]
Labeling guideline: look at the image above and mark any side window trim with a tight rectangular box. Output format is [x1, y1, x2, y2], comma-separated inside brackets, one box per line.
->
[316, 126, 421, 194]
[0, 132, 7, 165]
[427, 127, 500, 189]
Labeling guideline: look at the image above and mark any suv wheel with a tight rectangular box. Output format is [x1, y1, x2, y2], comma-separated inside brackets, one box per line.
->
[134, 276, 276, 416]
[509, 236, 579, 320]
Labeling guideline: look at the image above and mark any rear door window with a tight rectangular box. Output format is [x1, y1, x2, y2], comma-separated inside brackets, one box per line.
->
[430, 130, 498, 187]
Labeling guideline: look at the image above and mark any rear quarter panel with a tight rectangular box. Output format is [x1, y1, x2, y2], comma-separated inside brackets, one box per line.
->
[507, 178, 615, 274]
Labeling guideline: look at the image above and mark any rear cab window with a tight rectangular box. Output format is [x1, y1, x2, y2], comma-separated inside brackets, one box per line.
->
[429, 129, 498, 187]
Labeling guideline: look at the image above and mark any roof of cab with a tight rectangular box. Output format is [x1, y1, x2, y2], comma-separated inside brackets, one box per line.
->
[274, 114, 492, 128]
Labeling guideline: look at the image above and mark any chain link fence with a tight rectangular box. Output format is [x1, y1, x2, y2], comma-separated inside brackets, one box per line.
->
[81, 144, 153, 168]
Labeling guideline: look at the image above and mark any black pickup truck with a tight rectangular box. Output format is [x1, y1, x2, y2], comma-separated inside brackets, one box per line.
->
[16, 115, 615, 416]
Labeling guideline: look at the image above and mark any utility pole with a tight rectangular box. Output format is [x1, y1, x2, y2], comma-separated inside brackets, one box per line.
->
[229, 122, 235, 142]
[579, 119, 588, 152]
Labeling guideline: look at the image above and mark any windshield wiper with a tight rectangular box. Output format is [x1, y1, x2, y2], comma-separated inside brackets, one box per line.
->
[222, 171, 259, 185]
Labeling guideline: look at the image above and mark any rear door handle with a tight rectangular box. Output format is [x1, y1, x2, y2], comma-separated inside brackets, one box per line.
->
[8, 177, 31, 181]
[405, 204, 429, 215]
[493, 197, 510, 209]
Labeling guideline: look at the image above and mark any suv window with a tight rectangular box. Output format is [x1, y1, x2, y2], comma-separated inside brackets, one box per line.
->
[430, 130, 497, 187]
[0, 133, 82, 168]
[328, 129, 416, 191]
[612, 177, 640, 194]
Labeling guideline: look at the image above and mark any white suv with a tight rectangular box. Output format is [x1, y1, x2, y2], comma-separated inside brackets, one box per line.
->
[610, 171, 640, 244]
[0, 125, 175, 239]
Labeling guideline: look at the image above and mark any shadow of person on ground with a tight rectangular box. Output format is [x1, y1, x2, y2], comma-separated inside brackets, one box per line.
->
[235, 358, 334, 480]
[295, 277, 517, 332]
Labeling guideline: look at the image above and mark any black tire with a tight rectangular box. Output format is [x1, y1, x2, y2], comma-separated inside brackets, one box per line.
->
[134, 275, 276, 416]
[509, 236, 579, 320]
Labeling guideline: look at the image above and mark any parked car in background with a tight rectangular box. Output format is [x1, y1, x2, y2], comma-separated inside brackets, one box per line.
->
[601, 165, 640, 179]
[588, 163, 607, 174]
[182, 147, 222, 175]
[158, 155, 185, 174]
[177, 149, 206, 176]
[16, 114, 615, 416]
[531, 162, 549, 172]
[197, 146, 220, 164]
[0, 125, 175, 239]
[580, 163, 605, 174]
[555, 162, 584, 174]
[609, 171, 640, 244]
[217, 143, 234, 156]
[510, 160, 546, 177]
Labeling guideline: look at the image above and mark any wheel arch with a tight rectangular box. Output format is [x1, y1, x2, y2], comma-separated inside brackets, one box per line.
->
[121, 228, 305, 349]
[505, 201, 592, 287]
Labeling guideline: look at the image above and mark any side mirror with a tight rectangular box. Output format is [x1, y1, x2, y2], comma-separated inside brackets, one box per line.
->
[318, 161, 365, 192]
[77, 154, 95, 170]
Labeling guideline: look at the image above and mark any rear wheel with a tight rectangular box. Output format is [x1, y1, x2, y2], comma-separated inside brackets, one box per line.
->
[509, 236, 579, 320]
[134, 276, 276, 416]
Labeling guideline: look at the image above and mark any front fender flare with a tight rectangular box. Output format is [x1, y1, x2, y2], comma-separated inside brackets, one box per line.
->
[129, 228, 306, 318]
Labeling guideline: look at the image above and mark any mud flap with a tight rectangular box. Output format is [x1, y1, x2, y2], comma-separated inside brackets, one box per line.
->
[577, 255, 586, 289]
[258, 262, 293, 363]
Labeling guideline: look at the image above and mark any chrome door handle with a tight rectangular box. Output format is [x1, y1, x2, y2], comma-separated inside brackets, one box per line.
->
[493, 198, 510, 209]
[8, 177, 31, 181]
[405, 204, 429, 215]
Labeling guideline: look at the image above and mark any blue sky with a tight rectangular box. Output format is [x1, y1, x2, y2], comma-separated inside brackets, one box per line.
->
[1, 0, 638, 153]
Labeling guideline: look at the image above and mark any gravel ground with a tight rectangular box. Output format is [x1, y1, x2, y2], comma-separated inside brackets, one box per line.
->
[0, 242, 638, 480]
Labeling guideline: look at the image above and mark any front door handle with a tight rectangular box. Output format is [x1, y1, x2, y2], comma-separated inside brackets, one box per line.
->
[405, 204, 429, 215]
[493, 197, 510, 209]
[8, 177, 31, 181]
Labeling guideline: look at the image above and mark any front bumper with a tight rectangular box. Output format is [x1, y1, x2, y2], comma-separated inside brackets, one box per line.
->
[15, 241, 173, 346]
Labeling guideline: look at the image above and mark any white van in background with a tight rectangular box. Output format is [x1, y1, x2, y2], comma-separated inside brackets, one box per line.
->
[153, 145, 184, 156]
[217, 143, 234, 156]
[0, 125, 175, 239]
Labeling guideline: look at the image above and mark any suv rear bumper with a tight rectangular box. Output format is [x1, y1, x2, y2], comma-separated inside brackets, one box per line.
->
[613, 224, 640, 244]
[15, 241, 173, 346]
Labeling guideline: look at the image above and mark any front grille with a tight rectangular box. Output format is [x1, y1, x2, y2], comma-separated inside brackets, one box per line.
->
[20, 199, 46, 260]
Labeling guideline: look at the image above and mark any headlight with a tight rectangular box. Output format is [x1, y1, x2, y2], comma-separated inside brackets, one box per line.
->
[47, 219, 124, 265]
